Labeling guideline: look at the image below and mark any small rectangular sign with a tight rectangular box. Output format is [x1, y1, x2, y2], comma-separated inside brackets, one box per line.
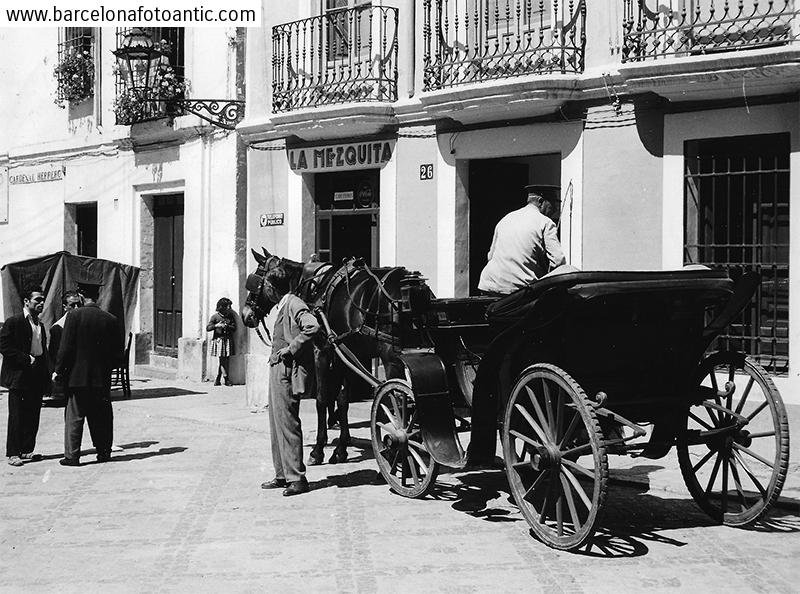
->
[260, 213, 284, 227]
[420, 163, 434, 180]
[334, 191, 354, 202]
[9, 164, 64, 184]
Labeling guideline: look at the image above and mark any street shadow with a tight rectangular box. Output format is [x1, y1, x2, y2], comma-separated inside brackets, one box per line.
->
[312, 468, 385, 491]
[105, 446, 187, 463]
[734, 506, 800, 533]
[434, 468, 521, 522]
[117, 387, 205, 401]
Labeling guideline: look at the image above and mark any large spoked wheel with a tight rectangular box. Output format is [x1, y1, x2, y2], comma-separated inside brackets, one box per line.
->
[371, 379, 439, 498]
[502, 364, 608, 551]
[678, 352, 790, 526]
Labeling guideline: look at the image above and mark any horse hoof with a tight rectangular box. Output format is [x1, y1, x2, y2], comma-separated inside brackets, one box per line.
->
[329, 450, 348, 464]
[308, 452, 324, 466]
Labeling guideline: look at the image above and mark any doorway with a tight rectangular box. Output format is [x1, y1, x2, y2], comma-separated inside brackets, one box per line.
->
[315, 169, 380, 266]
[468, 154, 561, 295]
[153, 194, 184, 354]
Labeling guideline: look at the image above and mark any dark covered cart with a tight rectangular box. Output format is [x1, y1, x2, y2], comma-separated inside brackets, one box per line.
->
[330, 267, 789, 551]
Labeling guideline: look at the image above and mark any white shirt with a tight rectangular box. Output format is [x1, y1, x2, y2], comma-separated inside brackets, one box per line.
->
[478, 203, 566, 294]
[24, 309, 44, 358]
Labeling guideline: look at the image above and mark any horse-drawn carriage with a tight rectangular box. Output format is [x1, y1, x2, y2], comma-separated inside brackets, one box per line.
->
[244, 250, 789, 551]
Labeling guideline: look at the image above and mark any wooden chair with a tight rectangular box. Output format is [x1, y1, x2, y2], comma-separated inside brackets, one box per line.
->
[110, 332, 133, 398]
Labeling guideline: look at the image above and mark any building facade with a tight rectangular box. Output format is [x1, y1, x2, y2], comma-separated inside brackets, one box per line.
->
[0, 26, 248, 384]
[240, 0, 800, 404]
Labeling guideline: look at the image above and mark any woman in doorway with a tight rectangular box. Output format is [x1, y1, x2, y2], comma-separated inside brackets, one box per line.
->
[207, 297, 235, 386]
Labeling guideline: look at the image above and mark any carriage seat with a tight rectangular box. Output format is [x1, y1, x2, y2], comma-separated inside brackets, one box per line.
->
[486, 268, 733, 328]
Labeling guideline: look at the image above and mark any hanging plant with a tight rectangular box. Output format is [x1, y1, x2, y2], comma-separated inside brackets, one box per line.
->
[53, 47, 95, 107]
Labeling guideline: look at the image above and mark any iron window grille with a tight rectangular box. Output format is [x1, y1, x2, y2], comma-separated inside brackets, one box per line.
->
[272, 4, 398, 112]
[684, 133, 790, 375]
[423, 0, 586, 91]
[622, 0, 798, 62]
[115, 27, 186, 124]
[56, 27, 95, 104]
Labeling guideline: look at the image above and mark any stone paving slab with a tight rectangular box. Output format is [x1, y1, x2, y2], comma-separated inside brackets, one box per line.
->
[1, 377, 799, 592]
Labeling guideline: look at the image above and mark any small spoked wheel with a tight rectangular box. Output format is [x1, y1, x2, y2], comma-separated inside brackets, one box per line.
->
[678, 352, 790, 526]
[371, 379, 439, 498]
[502, 364, 608, 551]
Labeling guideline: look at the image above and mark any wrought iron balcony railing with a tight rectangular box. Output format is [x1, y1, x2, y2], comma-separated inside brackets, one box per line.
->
[272, 6, 399, 113]
[423, 0, 586, 91]
[623, 0, 799, 62]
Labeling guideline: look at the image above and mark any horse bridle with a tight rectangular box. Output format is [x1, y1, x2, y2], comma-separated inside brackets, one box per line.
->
[244, 258, 277, 347]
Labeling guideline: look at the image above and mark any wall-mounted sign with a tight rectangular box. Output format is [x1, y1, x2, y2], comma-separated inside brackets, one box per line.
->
[334, 191, 354, 202]
[260, 213, 284, 227]
[9, 164, 64, 184]
[420, 163, 434, 180]
[288, 140, 395, 173]
[0, 165, 8, 224]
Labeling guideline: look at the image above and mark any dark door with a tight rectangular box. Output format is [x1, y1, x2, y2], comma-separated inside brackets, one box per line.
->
[315, 170, 380, 266]
[153, 195, 184, 354]
[468, 160, 529, 295]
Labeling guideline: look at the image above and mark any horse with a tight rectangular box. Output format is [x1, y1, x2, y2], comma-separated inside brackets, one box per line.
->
[241, 247, 411, 465]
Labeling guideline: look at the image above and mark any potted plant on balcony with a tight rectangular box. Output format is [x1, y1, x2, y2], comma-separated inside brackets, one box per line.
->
[112, 63, 187, 125]
[53, 47, 95, 107]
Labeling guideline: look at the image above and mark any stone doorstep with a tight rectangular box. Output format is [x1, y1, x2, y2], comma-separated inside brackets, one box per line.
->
[132, 364, 178, 380]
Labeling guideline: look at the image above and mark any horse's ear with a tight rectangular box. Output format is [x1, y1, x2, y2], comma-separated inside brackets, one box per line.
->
[251, 248, 266, 265]
[262, 247, 273, 259]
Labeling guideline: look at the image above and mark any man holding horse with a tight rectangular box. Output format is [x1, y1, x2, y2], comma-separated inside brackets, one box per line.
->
[260, 265, 320, 496]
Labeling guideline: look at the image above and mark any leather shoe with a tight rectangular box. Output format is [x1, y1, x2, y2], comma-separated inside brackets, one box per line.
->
[20, 452, 42, 461]
[282, 478, 310, 497]
[97, 452, 111, 463]
[7, 456, 23, 467]
[260, 477, 287, 489]
[59, 458, 80, 467]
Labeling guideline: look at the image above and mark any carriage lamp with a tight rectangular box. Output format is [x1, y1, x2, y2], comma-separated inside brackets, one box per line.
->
[113, 28, 245, 130]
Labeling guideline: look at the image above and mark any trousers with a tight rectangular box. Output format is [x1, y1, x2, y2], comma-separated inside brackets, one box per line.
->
[64, 388, 113, 460]
[6, 389, 43, 457]
[268, 363, 305, 482]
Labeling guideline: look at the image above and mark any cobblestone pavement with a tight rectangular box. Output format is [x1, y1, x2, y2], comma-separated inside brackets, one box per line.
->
[1, 378, 798, 593]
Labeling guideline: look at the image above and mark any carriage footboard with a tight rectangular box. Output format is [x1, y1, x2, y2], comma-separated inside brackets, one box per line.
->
[401, 351, 467, 468]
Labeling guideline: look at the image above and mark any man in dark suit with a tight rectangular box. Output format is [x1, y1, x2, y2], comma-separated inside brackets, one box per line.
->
[54, 282, 122, 466]
[47, 291, 82, 404]
[1, 284, 49, 467]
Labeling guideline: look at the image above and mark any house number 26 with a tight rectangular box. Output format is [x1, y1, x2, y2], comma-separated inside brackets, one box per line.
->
[419, 164, 434, 180]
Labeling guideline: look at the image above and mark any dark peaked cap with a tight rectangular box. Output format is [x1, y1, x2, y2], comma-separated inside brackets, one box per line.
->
[525, 184, 561, 202]
[76, 281, 103, 299]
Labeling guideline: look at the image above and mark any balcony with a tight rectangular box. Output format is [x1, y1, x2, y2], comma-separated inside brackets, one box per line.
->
[622, 0, 798, 62]
[272, 6, 399, 113]
[423, 0, 586, 91]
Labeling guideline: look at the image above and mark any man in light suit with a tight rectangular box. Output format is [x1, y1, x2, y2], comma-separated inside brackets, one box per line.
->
[478, 184, 566, 295]
[54, 282, 122, 466]
[0, 284, 49, 467]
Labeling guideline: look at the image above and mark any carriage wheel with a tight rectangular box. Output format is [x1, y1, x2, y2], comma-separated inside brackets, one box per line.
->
[371, 379, 439, 498]
[502, 364, 608, 551]
[678, 352, 789, 526]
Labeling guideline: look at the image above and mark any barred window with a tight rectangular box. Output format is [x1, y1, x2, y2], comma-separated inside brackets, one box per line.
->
[684, 133, 790, 375]
[56, 28, 95, 104]
[114, 27, 185, 124]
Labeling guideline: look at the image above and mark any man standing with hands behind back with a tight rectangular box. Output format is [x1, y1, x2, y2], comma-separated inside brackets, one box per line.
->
[55, 282, 122, 466]
[1, 284, 49, 467]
